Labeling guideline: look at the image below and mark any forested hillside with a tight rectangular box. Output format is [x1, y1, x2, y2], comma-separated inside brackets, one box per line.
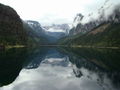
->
[0, 3, 27, 46]
[0, 3, 49, 48]
[23, 21, 49, 46]
[58, 4, 120, 47]
[59, 23, 120, 47]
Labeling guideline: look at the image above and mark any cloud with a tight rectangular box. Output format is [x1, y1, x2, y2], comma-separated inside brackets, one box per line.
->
[75, 0, 120, 24]
[1, 0, 120, 25]
[1, 65, 116, 90]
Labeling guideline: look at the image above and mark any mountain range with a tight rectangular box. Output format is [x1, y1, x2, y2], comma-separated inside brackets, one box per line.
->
[25, 21, 70, 44]
[59, 1, 120, 47]
[0, 3, 70, 47]
[0, 1, 120, 48]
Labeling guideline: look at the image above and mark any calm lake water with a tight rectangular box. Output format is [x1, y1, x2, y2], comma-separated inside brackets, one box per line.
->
[0, 47, 120, 90]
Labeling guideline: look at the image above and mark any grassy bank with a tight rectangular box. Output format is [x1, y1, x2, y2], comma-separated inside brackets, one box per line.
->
[1, 44, 120, 50]
[5, 45, 26, 49]
[71, 45, 120, 49]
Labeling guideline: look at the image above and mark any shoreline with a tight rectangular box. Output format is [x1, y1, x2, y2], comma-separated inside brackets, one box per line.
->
[5, 45, 25, 49]
[71, 45, 120, 49]
[0, 45, 120, 50]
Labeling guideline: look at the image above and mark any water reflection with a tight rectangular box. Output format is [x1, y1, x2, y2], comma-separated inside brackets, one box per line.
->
[0, 48, 27, 86]
[0, 47, 120, 90]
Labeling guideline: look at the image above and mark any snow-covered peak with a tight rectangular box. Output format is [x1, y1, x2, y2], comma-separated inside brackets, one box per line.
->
[43, 24, 70, 34]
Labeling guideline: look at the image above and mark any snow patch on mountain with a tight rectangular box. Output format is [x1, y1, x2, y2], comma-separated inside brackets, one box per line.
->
[46, 28, 65, 32]
[43, 24, 70, 33]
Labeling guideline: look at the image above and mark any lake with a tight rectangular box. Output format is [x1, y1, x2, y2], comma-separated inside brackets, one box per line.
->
[0, 47, 120, 90]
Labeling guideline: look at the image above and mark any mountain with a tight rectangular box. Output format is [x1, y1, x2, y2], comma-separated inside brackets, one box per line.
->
[59, 21, 120, 47]
[46, 32, 66, 39]
[43, 24, 70, 34]
[43, 24, 70, 38]
[24, 21, 68, 44]
[42, 24, 70, 43]
[61, 23, 120, 47]
[0, 3, 50, 47]
[59, 3, 120, 47]
[0, 3, 54, 47]
[23, 21, 49, 46]
[0, 3, 27, 46]
[24, 21, 60, 44]
[70, 13, 98, 35]
[70, 1, 120, 36]
[25, 20, 46, 37]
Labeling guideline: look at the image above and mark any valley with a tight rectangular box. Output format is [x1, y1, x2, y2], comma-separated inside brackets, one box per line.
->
[0, 0, 120, 90]
[0, 1, 120, 49]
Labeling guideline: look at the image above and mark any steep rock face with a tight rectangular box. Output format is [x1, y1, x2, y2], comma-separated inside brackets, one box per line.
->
[0, 3, 27, 45]
[26, 21, 70, 38]
[23, 21, 49, 46]
[59, 4, 120, 47]
[71, 21, 98, 35]
[24, 21, 58, 44]
[43, 24, 70, 43]
[61, 23, 120, 47]
[24, 22, 70, 44]
[25, 20, 45, 36]
[71, 10, 120, 36]
[70, 14, 99, 35]
[70, 2, 120, 36]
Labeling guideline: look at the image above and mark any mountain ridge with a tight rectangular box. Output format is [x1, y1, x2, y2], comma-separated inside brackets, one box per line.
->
[58, 2, 120, 47]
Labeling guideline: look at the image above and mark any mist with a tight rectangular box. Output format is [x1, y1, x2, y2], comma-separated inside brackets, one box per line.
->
[78, 0, 120, 25]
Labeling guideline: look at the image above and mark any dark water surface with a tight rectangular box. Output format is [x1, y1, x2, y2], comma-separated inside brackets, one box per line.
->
[0, 47, 120, 90]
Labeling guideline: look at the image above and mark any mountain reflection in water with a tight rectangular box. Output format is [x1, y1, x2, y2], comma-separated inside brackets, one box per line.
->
[0, 47, 120, 90]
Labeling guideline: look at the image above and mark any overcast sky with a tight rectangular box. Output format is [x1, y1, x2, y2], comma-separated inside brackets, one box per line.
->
[0, 0, 119, 25]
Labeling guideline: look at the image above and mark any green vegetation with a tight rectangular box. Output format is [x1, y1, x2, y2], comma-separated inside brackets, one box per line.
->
[59, 23, 120, 47]
[23, 22, 49, 47]
[0, 3, 48, 48]
[0, 3, 120, 48]
[0, 3, 27, 47]
[60, 47, 120, 71]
